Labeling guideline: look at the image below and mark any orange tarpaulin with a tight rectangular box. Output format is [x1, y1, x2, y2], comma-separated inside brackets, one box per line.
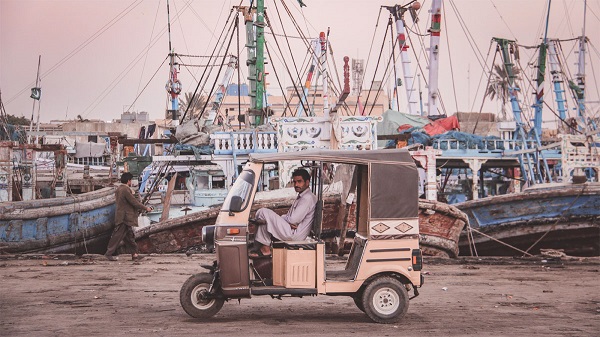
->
[423, 115, 460, 136]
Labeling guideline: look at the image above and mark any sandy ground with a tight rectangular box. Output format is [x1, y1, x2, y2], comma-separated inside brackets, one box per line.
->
[0, 254, 598, 337]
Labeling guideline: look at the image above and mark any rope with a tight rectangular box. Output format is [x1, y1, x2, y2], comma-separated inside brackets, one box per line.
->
[468, 227, 534, 257]
[364, 17, 393, 116]
[135, 0, 162, 101]
[327, 41, 344, 104]
[264, 41, 294, 117]
[196, 20, 238, 121]
[177, 54, 230, 58]
[588, 41, 600, 107]
[177, 62, 231, 68]
[180, 9, 237, 122]
[272, 1, 313, 114]
[5, 0, 145, 107]
[82, 227, 89, 255]
[125, 56, 168, 114]
[522, 185, 586, 256]
[472, 47, 499, 133]
[264, 8, 309, 115]
[389, 20, 400, 111]
[354, 6, 384, 115]
[466, 221, 478, 257]
[443, 5, 459, 113]
[488, 0, 519, 40]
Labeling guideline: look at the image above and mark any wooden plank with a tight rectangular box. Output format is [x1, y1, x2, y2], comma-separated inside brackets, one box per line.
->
[160, 173, 178, 222]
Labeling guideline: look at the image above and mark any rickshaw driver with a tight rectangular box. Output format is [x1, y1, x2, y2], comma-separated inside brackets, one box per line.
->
[250, 168, 318, 258]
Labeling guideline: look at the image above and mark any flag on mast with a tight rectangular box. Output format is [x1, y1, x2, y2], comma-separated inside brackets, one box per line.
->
[30, 87, 41, 100]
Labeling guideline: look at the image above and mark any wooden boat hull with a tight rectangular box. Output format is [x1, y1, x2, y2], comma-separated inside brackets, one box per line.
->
[456, 183, 600, 256]
[136, 197, 340, 253]
[0, 187, 116, 254]
[137, 196, 468, 258]
[418, 199, 468, 258]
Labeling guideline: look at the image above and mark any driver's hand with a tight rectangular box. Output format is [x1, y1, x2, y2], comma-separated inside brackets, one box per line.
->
[290, 224, 298, 230]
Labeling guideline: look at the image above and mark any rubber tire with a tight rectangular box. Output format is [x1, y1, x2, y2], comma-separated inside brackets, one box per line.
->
[361, 276, 409, 324]
[180, 273, 224, 319]
[353, 294, 365, 312]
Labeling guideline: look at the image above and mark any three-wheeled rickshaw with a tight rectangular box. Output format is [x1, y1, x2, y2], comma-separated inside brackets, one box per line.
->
[180, 149, 424, 323]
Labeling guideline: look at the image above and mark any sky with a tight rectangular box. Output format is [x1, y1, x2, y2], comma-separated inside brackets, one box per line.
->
[1, 0, 599, 125]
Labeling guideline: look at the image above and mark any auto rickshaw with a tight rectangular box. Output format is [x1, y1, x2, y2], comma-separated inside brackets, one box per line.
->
[180, 149, 424, 323]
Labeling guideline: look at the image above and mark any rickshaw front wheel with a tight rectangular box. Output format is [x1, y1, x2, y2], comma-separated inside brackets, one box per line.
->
[362, 276, 409, 323]
[180, 273, 224, 319]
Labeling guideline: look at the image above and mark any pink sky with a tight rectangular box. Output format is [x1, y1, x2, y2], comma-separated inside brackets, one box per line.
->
[1, 0, 599, 125]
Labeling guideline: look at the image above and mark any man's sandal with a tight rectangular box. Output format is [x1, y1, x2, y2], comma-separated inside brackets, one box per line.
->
[249, 250, 272, 259]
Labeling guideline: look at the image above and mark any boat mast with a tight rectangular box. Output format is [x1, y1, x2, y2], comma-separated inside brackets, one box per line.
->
[575, 0, 589, 132]
[532, 0, 551, 136]
[384, 3, 420, 115]
[494, 38, 536, 183]
[207, 55, 239, 124]
[246, 0, 266, 126]
[320, 30, 330, 116]
[165, 0, 181, 126]
[427, 0, 442, 118]
[28, 55, 42, 144]
[547, 40, 568, 121]
[494, 36, 552, 185]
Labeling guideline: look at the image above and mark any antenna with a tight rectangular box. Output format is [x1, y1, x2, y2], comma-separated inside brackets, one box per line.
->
[167, 0, 172, 53]
[351, 59, 364, 96]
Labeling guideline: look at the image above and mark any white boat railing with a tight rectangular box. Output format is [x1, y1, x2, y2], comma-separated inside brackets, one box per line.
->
[211, 131, 278, 155]
[432, 138, 563, 157]
[432, 138, 525, 152]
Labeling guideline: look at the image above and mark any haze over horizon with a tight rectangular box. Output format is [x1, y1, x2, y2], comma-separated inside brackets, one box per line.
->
[1, 0, 599, 127]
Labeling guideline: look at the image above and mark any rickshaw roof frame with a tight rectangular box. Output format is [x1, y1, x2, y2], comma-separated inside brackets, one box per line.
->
[248, 149, 415, 166]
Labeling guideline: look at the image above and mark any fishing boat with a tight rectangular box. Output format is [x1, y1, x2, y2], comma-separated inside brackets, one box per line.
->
[0, 186, 116, 254]
[457, 182, 600, 257]
[0, 56, 121, 255]
[449, 131, 600, 257]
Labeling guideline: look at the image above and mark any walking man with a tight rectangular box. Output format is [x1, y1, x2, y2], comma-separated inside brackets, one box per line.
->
[105, 172, 152, 261]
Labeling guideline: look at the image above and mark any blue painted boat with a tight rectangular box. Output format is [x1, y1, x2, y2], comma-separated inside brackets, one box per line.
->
[456, 182, 600, 256]
[0, 187, 116, 254]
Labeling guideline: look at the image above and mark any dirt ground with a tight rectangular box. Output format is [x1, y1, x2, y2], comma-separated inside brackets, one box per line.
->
[0, 254, 598, 337]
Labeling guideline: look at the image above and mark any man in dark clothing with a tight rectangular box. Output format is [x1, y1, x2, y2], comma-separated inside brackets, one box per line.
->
[105, 172, 152, 261]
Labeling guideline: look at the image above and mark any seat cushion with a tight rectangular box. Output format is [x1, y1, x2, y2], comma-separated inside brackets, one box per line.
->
[272, 241, 317, 250]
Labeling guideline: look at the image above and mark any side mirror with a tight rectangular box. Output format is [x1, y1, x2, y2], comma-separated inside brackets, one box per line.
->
[229, 196, 243, 215]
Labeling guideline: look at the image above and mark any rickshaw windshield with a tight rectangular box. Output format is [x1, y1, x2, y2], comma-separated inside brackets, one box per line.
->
[221, 169, 255, 211]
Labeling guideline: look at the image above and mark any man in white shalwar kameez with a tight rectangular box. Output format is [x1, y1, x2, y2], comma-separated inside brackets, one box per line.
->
[251, 169, 317, 257]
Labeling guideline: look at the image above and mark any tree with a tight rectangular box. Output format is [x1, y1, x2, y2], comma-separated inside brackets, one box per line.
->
[485, 64, 522, 121]
[4, 114, 30, 126]
[76, 114, 90, 122]
[179, 92, 207, 121]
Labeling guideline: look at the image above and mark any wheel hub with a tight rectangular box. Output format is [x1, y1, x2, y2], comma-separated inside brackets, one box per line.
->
[192, 286, 214, 308]
[373, 287, 400, 314]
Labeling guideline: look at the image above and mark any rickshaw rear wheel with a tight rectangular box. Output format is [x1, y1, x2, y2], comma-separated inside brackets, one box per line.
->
[180, 273, 224, 319]
[362, 276, 409, 323]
